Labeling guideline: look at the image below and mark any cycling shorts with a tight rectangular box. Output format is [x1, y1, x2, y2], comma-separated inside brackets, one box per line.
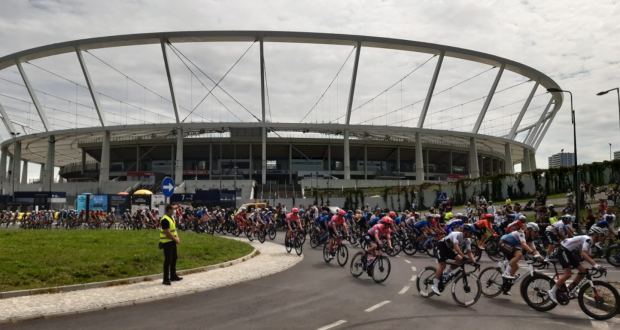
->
[436, 241, 456, 263]
[499, 240, 522, 260]
[545, 231, 560, 245]
[558, 247, 581, 269]
[412, 227, 424, 237]
[363, 234, 376, 246]
[318, 221, 328, 231]
[328, 226, 340, 239]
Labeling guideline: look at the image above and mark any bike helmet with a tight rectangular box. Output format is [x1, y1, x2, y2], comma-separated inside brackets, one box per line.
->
[526, 223, 539, 232]
[337, 209, 346, 216]
[462, 224, 476, 233]
[381, 216, 394, 225]
[378, 212, 386, 218]
[292, 208, 299, 213]
[456, 213, 463, 217]
[433, 214, 441, 218]
[519, 215, 527, 221]
[239, 207, 247, 212]
[389, 211, 397, 218]
[322, 210, 328, 215]
[254, 209, 260, 214]
[548, 204, 554, 208]
[488, 201, 493, 204]
[347, 210, 353, 214]
[589, 227, 606, 235]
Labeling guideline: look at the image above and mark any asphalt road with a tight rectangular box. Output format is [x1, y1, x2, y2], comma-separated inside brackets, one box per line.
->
[4, 232, 620, 330]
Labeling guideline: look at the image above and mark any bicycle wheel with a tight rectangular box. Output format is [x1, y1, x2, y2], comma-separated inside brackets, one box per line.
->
[285, 236, 292, 253]
[426, 244, 437, 258]
[309, 232, 320, 248]
[578, 281, 620, 320]
[403, 238, 417, 256]
[371, 256, 391, 283]
[268, 227, 276, 240]
[452, 272, 482, 307]
[258, 230, 266, 243]
[416, 266, 437, 297]
[479, 267, 504, 298]
[349, 232, 359, 246]
[470, 245, 482, 262]
[299, 231, 306, 244]
[520, 274, 556, 312]
[486, 241, 504, 262]
[350, 252, 365, 278]
[605, 245, 620, 267]
[295, 236, 303, 256]
[337, 244, 349, 267]
[387, 240, 401, 256]
[323, 244, 333, 263]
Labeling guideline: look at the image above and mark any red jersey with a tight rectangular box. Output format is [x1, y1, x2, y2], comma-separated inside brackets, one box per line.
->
[367, 223, 391, 240]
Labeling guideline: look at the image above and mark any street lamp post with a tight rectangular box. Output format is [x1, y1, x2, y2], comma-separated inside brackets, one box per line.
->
[610, 143, 613, 161]
[547, 88, 580, 231]
[233, 166, 238, 206]
[597, 88, 620, 134]
[10, 132, 20, 203]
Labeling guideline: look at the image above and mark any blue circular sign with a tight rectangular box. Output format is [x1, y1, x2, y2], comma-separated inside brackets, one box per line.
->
[162, 177, 175, 198]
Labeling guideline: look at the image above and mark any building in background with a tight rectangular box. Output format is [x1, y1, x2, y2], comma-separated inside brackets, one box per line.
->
[548, 152, 575, 168]
[614, 151, 620, 160]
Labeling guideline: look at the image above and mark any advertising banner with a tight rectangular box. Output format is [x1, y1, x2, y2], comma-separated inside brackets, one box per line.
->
[110, 195, 130, 215]
[89, 195, 108, 212]
[77, 194, 88, 212]
[151, 195, 166, 214]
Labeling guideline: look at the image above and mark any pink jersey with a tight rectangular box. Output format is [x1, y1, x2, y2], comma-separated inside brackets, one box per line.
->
[286, 213, 300, 223]
[330, 215, 346, 227]
[368, 224, 391, 240]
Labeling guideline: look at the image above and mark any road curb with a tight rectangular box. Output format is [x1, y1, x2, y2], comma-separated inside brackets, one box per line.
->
[0, 246, 258, 300]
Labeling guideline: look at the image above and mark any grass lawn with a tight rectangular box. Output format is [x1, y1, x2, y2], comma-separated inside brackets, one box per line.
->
[0, 230, 253, 292]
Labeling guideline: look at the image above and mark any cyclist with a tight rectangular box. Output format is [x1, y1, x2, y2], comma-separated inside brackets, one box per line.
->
[368, 212, 383, 228]
[544, 216, 568, 262]
[548, 227, 607, 304]
[506, 215, 527, 233]
[412, 215, 433, 244]
[363, 216, 394, 264]
[235, 207, 248, 232]
[473, 214, 497, 249]
[445, 215, 463, 234]
[500, 223, 542, 281]
[432, 224, 477, 295]
[327, 209, 350, 260]
[285, 208, 302, 247]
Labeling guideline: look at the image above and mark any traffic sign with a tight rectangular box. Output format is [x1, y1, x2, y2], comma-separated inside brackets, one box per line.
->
[162, 177, 175, 198]
[436, 192, 447, 202]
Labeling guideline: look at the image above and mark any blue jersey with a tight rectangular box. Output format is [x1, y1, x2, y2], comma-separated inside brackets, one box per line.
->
[368, 217, 380, 227]
[596, 220, 609, 228]
[394, 217, 402, 225]
[196, 210, 204, 217]
[317, 215, 328, 224]
[414, 219, 431, 230]
[445, 219, 463, 233]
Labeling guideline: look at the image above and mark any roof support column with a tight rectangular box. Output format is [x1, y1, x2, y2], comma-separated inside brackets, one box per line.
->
[99, 131, 110, 189]
[328, 144, 331, 177]
[526, 96, 554, 145]
[289, 144, 292, 184]
[504, 143, 513, 174]
[509, 82, 539, 139]
[81, 148, 86, 174]
[249, 143, 252, 181]
[21, 161, 28, 184]
[160, 39, 180, 124]
[364, 145, 368, 180]
[0, 146, 7, 183]
[135, 146, 140, 171]
[417, 51, 444, 128]
[534, 103, 561, 150]
[15, 60, 51, 131]
[259, 36, 267, 184]
[472, 64, 505, 133]
[343, 131, 351, 179]
[530, 151, 537, 170]
[522, 148, 531, 172]
[469, 137, 480, 178]
[209, 144, 213, 181]
[12, 141, 21, 193]
[75, 46, 107, 126]
[39, 161, 44, 183]
[396, 146, 401, 174]
[415, 133, 424, 182]
[344, 40, 362, 180]
[175, 128, 183, 184]
[43, 135, 55, 191]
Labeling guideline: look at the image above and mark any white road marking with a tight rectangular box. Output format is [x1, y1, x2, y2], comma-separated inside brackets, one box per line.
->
[410, 275, 417, 282]
[404, 260, 411, 264]
[412, 266, 417, 272]
[590, 320, 609, 329]
[396, 255, 401, 258]
[365, 300, 391, 312]
[398, 285, 411, 294]
[317, 320, 347, 330]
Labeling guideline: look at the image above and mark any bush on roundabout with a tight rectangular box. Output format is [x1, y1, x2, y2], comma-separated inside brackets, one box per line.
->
[0, 230, 253, 292]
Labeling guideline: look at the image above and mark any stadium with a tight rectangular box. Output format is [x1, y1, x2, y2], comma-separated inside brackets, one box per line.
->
[0, 31, 562, 209]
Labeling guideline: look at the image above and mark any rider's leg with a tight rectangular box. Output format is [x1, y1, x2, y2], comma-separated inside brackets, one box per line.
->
[508, 250, 523, 276]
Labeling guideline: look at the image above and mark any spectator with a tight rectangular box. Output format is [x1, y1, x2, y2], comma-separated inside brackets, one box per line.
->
[160, 204, 182, 286]
[583, 208, 596, 231]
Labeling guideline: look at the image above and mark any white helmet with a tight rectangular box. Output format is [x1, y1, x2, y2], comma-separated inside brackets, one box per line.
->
[589, 227, 605, 236]
[548, 204, 554, 208]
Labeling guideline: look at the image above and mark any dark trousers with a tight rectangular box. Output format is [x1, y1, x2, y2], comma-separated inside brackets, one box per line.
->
[162, 241, 178, 281]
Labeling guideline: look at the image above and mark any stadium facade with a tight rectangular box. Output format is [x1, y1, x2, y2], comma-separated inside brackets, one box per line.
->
[0, 31, 562, 203]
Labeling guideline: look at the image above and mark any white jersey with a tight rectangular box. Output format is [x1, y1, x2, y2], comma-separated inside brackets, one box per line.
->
[487, 205, 497, 215]
[546, 220, 565, 233]
[561, 235, 593, 252]
[441, 232, 471, 251]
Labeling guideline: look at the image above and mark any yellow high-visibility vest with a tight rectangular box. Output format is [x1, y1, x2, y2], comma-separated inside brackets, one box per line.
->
[159, 215, 177, 243]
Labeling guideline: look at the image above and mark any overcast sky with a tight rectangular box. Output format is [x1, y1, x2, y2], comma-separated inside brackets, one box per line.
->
[0, 0, 619, 180]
